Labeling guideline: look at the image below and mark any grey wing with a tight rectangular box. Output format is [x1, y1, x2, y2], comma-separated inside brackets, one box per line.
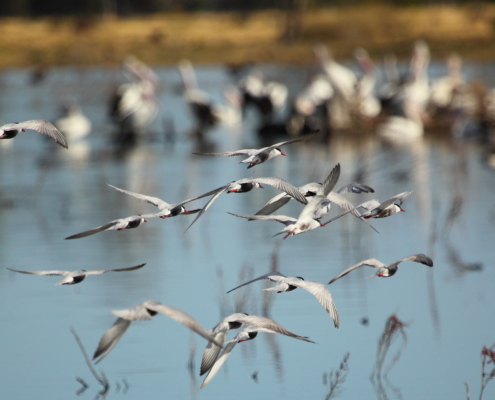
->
[326, 192, 379, 233]
[64, 221, 119, 240]
[336, 183, 375, 194]
[289, 279, 339, 328]
[328, 258, 386, 284]
[200, 339, 238, 389]
[93, 318, 132, 364]
[397, 254, 433, 267]
[238, 315, 314, 343]
[261, 131, 319, 153]
[226, 271, 286, 294]
[254, 178, 308, 205]
[228, 212, 297, 227]
[358, 199, 381, 212]
[252, 192, 292, 218]
[200, 331, 227, 376]
[319, 164, 341, 197]
[185, 189, 226, 231]
[299, 164, 341, 221]
[107, 184, 170, 210]
[7, 268, 68, 276]
[111, 304, 154, 321]
[84, 263, 146, 275]
[144, 301, 223, 347]
[393, 191, 413, 206]
[192, 149, 255, 157]
[17, 119, 68, 149]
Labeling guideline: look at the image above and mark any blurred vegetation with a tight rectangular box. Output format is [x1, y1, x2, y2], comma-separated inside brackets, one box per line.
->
[1, 0, 494, 16]
[1, 3, 495, 66]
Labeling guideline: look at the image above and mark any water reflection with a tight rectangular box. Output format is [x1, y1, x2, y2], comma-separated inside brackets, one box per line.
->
[1, 63, 495, 400]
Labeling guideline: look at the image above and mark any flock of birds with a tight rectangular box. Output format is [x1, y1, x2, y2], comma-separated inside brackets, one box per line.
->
[4, 107, 435, 388]
[13, 39, 491, 393]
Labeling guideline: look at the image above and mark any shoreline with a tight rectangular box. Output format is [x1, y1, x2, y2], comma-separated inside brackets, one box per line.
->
[1, 4, 495, 68]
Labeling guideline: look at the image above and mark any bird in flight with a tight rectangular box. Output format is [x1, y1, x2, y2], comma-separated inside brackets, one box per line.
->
[328, 254, 434, 284]
[193, 131, 319, 169]
[7, 263, 146, 285]
[0, 120, 68, 149]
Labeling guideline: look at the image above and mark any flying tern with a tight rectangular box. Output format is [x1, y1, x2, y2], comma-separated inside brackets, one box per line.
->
[93, 300, 222, 364]
[328, 254, 434, 284]
[358, 191, 412, 219]
[185, 177, 308, 231]
[200, 325, 313, 389]
[7, 263, 146, 286]
[227, 271, 339, 328]
[200, 313, 314, 377]
[193, 131, 318, 169]
[0, 120, 68, 149]
[65, 214, 151, 240]
[107, 184, 202, 218]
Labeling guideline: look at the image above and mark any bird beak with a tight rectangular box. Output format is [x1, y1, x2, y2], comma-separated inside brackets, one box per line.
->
[183, 210, 189, 214]
[259, 184, 264, 189]
[160, 215, 168, 219]
[281, 152, 286, 156]
[144, 219, 148, 223]
[21, 129, 26, 132]
[400, 208, 405, 212]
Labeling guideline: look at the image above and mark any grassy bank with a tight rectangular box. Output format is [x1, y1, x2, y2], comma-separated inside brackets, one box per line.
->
[1, 4, 495, 68]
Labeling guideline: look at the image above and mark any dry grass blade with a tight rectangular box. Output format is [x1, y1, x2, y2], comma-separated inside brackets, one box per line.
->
[70, 328, 110, 395]
[371, 314, 408, 380]
[323, 352, 350, 400]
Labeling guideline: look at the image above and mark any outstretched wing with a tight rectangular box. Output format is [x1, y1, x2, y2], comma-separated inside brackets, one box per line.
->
[85, 263, 146, 275]
[200, 331, 227, 376]
[144, 301, 223, 347]
[93, 318, 132, 364]
[393, 191, 413, 206]
[17, 119, 68, 149]
[107, 184, 170, 210]
[65, 221, 119, 240]
[252, 192, 292, 218]
[7, 268, 68, 277]
[185, 189, 226, 231]
[237, 315, 315, 343]
[336, 183, 374, 194]
[298, 164, 340, 221]
[193, 149, 255, 157]
[258, 130, 319, 154]
[397, 254, 433, 267]
[226, 271, 286, 294]
[326, 192, 379, 233]
[200, 339, 238, 388]
[328, 258, 386, 284]
[288, 279, 339, 328]
[254, 177, 308, 205]
[228, 212, 297, 227]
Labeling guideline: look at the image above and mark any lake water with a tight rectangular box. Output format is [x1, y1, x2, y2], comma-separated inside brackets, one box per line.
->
[0, 63, 494, 400]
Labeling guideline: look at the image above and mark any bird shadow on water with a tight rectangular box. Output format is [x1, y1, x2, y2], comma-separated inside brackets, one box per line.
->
[369, 314, 409, 400]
